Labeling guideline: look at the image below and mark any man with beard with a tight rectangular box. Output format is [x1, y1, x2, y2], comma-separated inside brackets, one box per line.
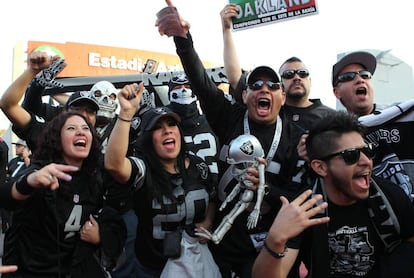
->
[253, 111, 414, 278]
[278, 57, 333, 131]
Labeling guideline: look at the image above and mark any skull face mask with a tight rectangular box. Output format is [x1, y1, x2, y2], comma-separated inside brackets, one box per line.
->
[168, 73, 197, 105]
[90, 81, 118, 120]
[169, 87, 197, 105]
[227, 134, 265, 187]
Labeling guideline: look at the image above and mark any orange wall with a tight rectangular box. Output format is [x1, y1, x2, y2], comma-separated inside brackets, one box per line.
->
[27, 41, 218, 77]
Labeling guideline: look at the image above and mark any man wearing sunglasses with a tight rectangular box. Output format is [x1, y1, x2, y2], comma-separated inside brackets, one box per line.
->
[332, 51, 377, 117]
[253, 111, 414, 278]
[157, 2, 308, 277]
[332, 51, 414, 202]
[220, 3, 333, 140]
[278, 56, 334, 131]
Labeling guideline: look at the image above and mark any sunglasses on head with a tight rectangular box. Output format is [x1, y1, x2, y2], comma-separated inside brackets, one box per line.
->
[248, 80, 281, 91]
[318, 143, 376, 165]
[171, 74, 189, 84]
[281, 69, 309, 79]
[335, 70, 372, 85]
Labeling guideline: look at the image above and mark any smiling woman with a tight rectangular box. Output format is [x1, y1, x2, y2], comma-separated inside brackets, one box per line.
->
[104, 83, 220, 277]
[0, 112, 126, 277]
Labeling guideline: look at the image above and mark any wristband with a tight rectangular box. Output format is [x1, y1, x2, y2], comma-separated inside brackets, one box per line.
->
[15, 174, 35, 195]
[117, 116, 132, 123]
[263, 240, 287, 258]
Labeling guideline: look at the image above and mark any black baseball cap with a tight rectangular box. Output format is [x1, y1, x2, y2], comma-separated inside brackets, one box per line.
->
[140, 106, 181, 132]
[66, 91, 99, 112]
[246, 66, 281, 85]
[332, 51, 377, 86]
[168, 72, 190, 92]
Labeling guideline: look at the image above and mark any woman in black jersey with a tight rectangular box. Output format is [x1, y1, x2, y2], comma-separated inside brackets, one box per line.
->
[105, 83, 220, 277]
[0, 112, 126, 278]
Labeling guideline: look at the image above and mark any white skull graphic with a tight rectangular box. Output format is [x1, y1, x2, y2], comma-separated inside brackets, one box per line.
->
[90, 81, 118, 119]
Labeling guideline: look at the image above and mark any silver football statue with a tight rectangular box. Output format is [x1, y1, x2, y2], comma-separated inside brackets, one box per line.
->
[196, 134, 267, 244]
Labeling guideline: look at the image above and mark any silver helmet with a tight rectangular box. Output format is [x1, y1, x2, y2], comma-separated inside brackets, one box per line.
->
[227, 134, 264, 185]
[90, 81, 118, 119]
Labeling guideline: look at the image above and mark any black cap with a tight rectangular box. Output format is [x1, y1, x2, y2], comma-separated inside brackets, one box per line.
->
[246, 66, 281, 85]
[66, 91, 99, 112]
[332, 51, 377, 86]
[140, 106, 181, 132]
[168, 72, 190, 92]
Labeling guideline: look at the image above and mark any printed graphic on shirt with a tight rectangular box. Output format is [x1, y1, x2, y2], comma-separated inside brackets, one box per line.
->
[328, 225, 375, 276]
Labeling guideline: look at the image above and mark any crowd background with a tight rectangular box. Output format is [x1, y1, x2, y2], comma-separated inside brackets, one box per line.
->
[0, 0, 414, 278]
[2, 0, 414, 125]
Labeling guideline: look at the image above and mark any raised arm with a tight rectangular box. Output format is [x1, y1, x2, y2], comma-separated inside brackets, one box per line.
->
[0, 52, 58, 129]
[156, 1, 231, 125]
[104, 83, 144, 184]
[252, 190, 329, 278]
[21, 58, 67, 121]
[21, 80, 46, 116]
[221, 3, 243, 89]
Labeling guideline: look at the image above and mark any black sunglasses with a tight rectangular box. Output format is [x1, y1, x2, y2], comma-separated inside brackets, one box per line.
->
[281, 69, 310, 79]
[336, 70, 372, 85]
[318, 143, 376, 165]
[248, 80, 281, 91]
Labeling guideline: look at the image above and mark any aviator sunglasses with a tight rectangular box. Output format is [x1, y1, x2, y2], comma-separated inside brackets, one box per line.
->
[281, 69, 310, 79]
[318, 142, 377, 165]
[335, 70, 372, 85]
[248, 80, 281, 91]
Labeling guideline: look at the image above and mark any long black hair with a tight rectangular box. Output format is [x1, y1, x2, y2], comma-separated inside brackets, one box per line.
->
[137, 120, 188, 202]
[33, 111, 102, 175]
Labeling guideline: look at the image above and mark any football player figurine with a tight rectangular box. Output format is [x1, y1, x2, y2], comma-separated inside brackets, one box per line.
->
[196, 134, 267, 244]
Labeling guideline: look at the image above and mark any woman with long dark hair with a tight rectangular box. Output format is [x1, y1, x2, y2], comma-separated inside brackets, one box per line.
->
[0, 112, 126, 277]
[105, 83, 219, 277]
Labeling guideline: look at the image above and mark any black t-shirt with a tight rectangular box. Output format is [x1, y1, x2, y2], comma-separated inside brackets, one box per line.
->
[297, 176, 414, 277]
[12, 112, 46, 153]
[282, 99, 334, 132]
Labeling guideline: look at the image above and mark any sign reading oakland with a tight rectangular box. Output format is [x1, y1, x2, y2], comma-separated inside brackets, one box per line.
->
[230, 0, 318, 31]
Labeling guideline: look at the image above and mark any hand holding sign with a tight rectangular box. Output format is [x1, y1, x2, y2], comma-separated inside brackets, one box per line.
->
[155, 0, 188, 38]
